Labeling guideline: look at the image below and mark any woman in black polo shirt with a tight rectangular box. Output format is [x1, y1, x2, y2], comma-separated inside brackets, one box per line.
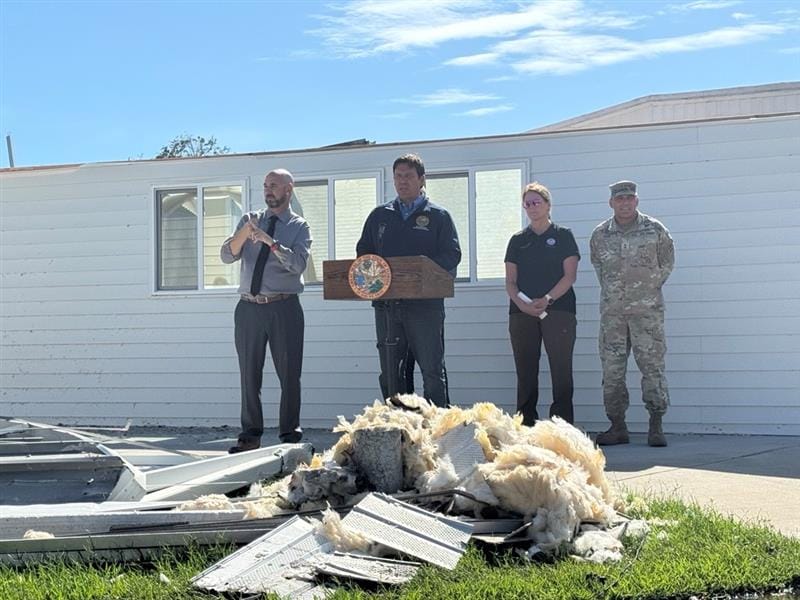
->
[504, 182, 580, 425]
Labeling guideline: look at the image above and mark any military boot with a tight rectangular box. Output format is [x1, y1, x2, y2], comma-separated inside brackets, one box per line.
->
[596, 416, 629, 446]
[648, 413, 667, 447]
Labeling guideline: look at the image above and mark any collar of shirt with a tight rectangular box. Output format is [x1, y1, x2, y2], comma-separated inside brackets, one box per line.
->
[608, 211, 643, 233]
[394, 193, 426, 221]
[261, 209, 290, 225]
[525, 222, 555, 238]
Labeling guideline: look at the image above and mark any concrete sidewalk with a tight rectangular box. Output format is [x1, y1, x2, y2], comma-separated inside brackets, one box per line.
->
[601, 433, 800, 538]
[119, 426, 800, 538]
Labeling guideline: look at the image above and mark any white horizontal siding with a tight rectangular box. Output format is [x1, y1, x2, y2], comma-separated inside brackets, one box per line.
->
[1, 115, 798, 434]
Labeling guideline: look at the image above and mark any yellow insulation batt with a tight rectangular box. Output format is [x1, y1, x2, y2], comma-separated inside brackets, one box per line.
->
[313, 508, 371, 553]
[331, 396, 617, 546]
[215, 396, 617, 550]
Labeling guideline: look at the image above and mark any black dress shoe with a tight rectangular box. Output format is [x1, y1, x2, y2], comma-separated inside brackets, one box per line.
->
[279, 432, 303, 444]
[228, 440, 260, 454]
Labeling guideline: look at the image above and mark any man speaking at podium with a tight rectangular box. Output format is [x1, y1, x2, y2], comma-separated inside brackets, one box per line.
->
[356, 153, 461, 407]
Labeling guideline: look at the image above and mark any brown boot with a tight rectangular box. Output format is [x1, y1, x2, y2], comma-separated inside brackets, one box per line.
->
[648, 413, 667, 447]
[596, 416, 629, 446]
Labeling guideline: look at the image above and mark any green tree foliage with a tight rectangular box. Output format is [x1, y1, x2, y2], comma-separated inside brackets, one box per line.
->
[155, 134, 231, 159]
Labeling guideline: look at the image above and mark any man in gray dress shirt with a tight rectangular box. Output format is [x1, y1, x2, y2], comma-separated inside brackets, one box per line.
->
[221, 169, 312, 452]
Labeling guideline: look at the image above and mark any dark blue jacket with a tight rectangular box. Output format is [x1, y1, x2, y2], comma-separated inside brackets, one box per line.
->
[356, 196, 461, 306]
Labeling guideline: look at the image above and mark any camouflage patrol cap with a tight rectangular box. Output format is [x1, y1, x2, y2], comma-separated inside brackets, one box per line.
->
[609, 180, 637, 198]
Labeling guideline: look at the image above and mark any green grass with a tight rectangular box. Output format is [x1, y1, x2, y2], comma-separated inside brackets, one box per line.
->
[1, 498, 798, 600]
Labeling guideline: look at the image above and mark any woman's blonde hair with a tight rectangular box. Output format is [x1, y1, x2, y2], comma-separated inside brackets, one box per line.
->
[522, 181, 552, 203]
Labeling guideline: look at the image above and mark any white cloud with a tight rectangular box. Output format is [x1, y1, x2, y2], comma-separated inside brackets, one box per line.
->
[485, 75, 518, 83]
[447, 52, 500, 67]
[309, 0, 641, 58]
[309, 1, 794, 83]
[400, 88, 501, 106]
[456, 105, 514, 117]
[670, 0, 741, 11]
[448, 23, 788, 75]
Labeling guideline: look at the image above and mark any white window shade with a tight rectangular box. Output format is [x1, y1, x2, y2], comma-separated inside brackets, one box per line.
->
[203, 186, 243, 288]
[425, 173, 469, 280]
[158, 189, 198, 290]
[476, 169, 522, 280]
[335, 178, 377, 260]
[293, 181, 328, 284]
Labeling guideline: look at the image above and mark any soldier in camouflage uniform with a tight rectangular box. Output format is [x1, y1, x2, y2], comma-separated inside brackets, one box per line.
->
[590, 180, 675, 447]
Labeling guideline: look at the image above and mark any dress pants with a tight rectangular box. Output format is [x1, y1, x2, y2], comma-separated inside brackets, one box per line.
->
[234, 296, 304, 443]
[509, 309, 576, 425]
[402, 333, 450, 405]
[374, 301, 448, 407]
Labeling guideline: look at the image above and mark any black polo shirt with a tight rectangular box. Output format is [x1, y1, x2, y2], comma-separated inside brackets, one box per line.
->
[504, 223, 580, 315]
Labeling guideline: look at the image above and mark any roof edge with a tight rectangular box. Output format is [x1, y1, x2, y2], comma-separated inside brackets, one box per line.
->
[529, 81, 800, 133]
[2, 110, 799, 175]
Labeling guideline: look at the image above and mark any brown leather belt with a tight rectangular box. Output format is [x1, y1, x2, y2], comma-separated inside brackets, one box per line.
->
[241, 293, 295, 304]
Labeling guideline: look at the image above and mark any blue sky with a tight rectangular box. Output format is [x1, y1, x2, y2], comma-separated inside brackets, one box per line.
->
[1, 0, 798, 167]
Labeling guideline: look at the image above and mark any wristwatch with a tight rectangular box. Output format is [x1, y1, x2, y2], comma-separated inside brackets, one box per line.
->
[545, 294, 554, 306]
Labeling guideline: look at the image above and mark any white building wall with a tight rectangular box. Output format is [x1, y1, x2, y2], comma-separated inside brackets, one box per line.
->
[1, 115, 798, 435]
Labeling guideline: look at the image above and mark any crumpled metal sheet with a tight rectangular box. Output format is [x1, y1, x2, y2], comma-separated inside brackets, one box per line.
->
[305, 552, 420, 585]
[191, 515, 333, 595]
[0, 418, 311, 505]
[0, 509, 246, 539]
[191, 494, 474, 597]
[434, 422, 487, 478]
[340, 493, 473, 570]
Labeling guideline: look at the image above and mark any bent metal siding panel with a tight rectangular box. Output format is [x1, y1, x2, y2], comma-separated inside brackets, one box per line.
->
[1, 115, 798, 434]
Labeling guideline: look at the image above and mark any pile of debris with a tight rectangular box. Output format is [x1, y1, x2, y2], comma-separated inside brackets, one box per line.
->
[0, 398, 650, 597]
[0, 416, 313, 564]
[187, 395, 646, 595]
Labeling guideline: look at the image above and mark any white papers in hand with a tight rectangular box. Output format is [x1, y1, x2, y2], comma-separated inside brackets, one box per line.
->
[517, 291, 547, 319]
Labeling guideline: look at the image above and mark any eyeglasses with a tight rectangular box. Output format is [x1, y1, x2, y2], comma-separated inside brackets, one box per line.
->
[523, 198, 546, 208]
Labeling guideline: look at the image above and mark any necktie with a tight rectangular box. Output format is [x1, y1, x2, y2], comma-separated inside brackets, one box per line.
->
[249, 215, 278, 296]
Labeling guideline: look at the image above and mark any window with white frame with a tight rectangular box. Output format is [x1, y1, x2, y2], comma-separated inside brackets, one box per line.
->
[425, 166, 524, 282]
[292, 174, 379, 285]
[152, 165, 522, 291]
[155, 183, 244, 291]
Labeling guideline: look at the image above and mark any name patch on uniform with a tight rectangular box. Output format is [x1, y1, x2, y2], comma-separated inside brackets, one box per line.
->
[546, 237, 556, 246]
[414, 215, 430, 231]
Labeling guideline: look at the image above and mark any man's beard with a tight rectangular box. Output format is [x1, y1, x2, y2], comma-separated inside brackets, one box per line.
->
[265, 192, 289, 209]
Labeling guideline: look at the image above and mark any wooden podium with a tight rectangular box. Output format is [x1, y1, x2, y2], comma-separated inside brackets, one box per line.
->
[323, 255, 454, 399]
[322, 255, 454, 300]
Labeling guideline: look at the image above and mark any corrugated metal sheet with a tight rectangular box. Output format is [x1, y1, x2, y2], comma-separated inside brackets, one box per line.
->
[192, 494, 474, 596]
[434, 422, 486, 477]
[340, 493, 473, 569]
[0, 509, 246, 539]
[306, 552, 420, 585]
[191, 516, 332, 595]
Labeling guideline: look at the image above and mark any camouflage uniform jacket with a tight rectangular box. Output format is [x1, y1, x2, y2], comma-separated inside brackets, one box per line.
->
[590, 212, 674, 315]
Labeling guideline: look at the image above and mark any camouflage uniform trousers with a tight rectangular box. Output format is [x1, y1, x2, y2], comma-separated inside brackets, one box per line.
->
[599, 310, 669, 418]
